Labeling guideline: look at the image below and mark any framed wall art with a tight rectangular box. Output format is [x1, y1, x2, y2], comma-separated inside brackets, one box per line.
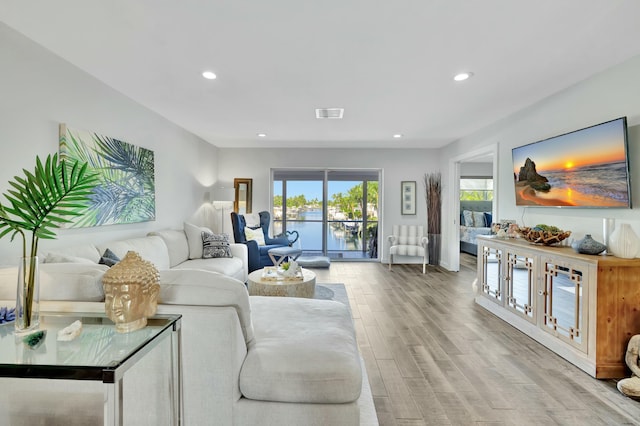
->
[401, 181, 416, 215]
[59, 123, 156, 227]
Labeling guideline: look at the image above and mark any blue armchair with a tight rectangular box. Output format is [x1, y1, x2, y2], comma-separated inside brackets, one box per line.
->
[231, 211, 291, 272]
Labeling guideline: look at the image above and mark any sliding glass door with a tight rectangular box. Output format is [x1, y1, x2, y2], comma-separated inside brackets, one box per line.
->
[272, 169, 380, 260]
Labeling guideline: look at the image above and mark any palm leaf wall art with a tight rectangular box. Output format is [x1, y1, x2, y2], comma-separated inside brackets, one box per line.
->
[59, 124, 155, 227]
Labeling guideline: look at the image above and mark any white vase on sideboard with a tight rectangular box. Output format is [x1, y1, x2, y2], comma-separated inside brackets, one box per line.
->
[608, 223, 640, 259]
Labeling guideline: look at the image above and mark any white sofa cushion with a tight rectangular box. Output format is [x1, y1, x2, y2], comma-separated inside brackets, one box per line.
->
[158, 269, 254, 343]
[42, 243, 102, 263]
[147, 229, 190, 267]
[241, 297, 362, 404]
[44, 253, 97, 264]
[0, 263, 108, 302]
[97, 236, 171, 271]
[172, 258, 245, 282]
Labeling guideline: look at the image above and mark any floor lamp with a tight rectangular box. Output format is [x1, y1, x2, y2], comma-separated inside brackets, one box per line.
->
[213, 185, 235, 235]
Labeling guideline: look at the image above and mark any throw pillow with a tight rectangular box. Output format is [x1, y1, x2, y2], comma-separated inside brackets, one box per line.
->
[243, 213, 261, 228]
[184, 222, 213, 259]
[202, 231, 233, 259]
[244, 227, 266, 246]
[98, 248, 120, 267]
[462, 210, 475, 227]
[472, 211, 486, 227]
[484, 212, 493, 227]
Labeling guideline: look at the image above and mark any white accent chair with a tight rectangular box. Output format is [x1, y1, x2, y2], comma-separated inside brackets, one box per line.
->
[388, 225, 429, 274]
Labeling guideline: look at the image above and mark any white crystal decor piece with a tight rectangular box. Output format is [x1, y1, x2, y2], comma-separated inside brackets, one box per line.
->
[57, 320, 83, 341]
[281, 261, 300, 277]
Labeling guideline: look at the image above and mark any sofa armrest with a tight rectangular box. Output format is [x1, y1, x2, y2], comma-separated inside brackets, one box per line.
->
[158, 269, 254, 343]
[157, 304, 246, 426]
[230, 243, 249, 282]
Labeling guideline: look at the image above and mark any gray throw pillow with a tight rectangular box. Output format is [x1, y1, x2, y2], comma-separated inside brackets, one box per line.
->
[202, 231, 232, 259]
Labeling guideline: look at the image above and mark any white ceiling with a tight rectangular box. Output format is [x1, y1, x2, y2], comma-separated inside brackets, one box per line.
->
[3, 1, 640, 149]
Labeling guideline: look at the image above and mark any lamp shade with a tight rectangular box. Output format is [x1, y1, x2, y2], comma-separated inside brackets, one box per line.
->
[213, 185, 235, 202]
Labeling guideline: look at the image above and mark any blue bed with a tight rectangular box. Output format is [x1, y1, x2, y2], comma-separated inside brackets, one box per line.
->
[460, 200, 493, 255]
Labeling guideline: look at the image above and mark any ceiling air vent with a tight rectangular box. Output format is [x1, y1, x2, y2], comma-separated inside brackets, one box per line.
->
[315, 108, 344, 119]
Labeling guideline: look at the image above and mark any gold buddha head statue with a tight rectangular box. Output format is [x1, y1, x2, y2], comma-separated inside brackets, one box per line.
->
[103, 251, 160, 333]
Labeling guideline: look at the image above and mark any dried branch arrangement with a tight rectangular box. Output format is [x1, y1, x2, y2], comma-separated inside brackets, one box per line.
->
[423, 172, 442, 265]
[423, 172, 442, 235]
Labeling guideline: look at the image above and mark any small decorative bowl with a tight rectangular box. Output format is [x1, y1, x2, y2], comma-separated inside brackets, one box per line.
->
[518, 227, 571, 246]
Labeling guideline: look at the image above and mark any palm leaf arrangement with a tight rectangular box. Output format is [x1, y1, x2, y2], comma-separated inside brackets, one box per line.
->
[60, 126, 155, 227]
[0, 153, 98, 328]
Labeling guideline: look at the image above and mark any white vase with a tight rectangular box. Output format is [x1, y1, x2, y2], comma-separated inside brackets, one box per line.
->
[608, 224, 640, 259]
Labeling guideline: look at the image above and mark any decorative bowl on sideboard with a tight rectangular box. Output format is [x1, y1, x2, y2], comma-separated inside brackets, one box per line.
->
[518, 226, 571, 246]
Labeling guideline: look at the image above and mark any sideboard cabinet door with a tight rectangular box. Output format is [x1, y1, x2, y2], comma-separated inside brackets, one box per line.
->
[504, 250, 536, 323]
[539, 257, 589, 353]
[478, 243, 503, 304]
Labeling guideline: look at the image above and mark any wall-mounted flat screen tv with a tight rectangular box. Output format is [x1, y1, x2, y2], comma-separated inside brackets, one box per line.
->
[512, 117, 631, 208]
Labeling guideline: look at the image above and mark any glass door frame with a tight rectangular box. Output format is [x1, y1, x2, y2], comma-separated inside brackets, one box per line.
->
[271, 168, 381, 259]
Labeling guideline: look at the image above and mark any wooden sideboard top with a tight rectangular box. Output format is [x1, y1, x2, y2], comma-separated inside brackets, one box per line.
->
[477, 235, 640, 267]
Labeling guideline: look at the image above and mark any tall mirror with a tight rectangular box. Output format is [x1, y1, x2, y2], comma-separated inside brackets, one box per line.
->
[234, 178, 252, 214]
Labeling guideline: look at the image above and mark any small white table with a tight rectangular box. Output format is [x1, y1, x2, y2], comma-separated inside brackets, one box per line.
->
[268, 247, 303, 266]
[248, 267, 316, 298]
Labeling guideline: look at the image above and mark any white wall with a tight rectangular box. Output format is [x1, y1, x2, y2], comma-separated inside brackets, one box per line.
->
[217, 148, 440, 262]
[440, 54, 640, 270]
[0, 23, 219, 264]
[460, 162, 493, 177]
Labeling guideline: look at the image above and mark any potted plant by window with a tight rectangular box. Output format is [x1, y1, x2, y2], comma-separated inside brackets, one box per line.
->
[0, 153, 97, 333]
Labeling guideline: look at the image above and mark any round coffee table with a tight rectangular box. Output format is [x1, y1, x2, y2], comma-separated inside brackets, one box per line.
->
[248, 268, 316, 298]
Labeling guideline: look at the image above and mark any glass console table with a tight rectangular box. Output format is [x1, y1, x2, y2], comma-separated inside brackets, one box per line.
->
[0, 312, 182, 425]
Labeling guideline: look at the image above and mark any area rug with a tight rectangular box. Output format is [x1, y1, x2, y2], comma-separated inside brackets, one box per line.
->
[314, 283, 348, 306]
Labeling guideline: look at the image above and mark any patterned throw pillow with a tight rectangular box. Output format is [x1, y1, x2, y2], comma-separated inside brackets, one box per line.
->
[462, 210, 475, 227]
[202, 232, 233, 259]
[471, 211, 487, 227]
[98, 248, 120, 267]
[244, 227, 266, 246]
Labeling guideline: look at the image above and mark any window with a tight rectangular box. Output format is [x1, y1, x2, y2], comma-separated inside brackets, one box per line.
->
[460, 178, 493, 201]
[272, 169, 380, 259]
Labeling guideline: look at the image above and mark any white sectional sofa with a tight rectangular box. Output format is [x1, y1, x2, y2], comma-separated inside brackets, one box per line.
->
[0, 226, 372, 425]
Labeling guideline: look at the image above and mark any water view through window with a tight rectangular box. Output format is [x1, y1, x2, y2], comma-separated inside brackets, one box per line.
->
[272, 170, 380, 259]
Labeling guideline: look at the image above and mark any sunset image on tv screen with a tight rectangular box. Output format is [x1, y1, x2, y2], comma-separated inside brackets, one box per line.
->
[512, 118, 630, 208]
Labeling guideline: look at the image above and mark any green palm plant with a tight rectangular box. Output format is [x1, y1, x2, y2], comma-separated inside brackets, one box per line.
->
[0, 153, 98, 329]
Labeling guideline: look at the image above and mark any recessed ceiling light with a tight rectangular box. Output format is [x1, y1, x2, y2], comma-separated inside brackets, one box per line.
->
[393, 134, 403, 139]
[257, 133, 267, 138]
[453, 72, 473, 82]
[202, 71, 217, 80]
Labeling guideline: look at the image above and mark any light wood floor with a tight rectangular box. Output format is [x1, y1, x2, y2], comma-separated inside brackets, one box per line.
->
[312, 255, 640, 426]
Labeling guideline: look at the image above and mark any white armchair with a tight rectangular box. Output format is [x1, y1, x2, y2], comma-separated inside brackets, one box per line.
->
[388, 225, 429, 274]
